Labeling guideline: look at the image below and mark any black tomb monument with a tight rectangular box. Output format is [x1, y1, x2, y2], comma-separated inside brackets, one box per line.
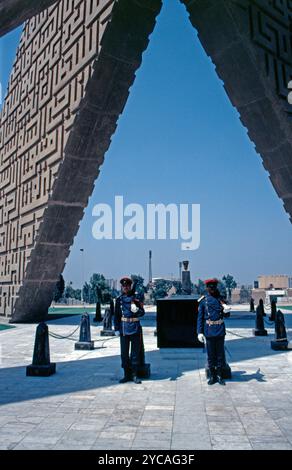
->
[156, 261, 202, 348]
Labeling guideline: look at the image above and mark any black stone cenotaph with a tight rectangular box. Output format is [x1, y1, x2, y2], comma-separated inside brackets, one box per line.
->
[156, 261, 202, 348]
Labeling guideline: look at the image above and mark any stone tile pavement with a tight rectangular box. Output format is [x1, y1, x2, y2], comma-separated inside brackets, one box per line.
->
[1, 311, 292, 450]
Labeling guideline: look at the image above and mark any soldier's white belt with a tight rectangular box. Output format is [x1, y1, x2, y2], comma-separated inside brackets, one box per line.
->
[206, 319, 224, 326]
[121, 317, 139, 323]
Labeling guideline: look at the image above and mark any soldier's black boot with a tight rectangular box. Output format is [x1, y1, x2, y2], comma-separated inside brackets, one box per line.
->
[132, 368, 142, 384]
[132, 366, 142, 384]
[207, 368, 217, 385]
[119, 368, 132, 383]
[217, 369, 226, 386]
[133, 375, 142, 384]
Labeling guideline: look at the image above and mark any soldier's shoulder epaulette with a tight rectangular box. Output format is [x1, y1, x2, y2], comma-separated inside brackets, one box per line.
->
[198, 295, 205, 303]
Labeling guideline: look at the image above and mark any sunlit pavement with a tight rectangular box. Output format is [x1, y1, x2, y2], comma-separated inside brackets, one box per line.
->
[1, 310, 292, 450]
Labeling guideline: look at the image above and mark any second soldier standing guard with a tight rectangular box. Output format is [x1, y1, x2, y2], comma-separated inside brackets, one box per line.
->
[197, 278, 231, 385]
[114, 276, 145, 384]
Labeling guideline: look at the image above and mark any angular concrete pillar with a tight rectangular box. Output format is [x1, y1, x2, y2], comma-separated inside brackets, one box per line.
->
[0, 0, 162, 322]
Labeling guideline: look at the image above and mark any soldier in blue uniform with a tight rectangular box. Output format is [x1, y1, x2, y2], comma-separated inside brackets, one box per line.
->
[197, 278, 230, 386]
[114, 276, 145, 384]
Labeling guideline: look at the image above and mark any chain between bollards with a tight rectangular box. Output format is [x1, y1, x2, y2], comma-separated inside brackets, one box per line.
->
[49, 325, 80, 340]
[48, 325, 119, 348]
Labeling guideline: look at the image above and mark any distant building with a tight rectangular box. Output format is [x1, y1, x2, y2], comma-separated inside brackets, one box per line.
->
[250, 274, 292, 304]
[258, 275, 291, 290]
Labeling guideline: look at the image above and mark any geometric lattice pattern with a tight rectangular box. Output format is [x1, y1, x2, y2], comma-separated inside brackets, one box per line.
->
[182, 0, 292, 221]
[0, 0, 162, 321]
[244, 0, 292, 112]
[0, 0, 115, 318]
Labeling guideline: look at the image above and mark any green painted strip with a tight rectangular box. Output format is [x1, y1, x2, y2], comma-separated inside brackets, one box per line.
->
[0, 324, 15, 331]
[48, 307, 95, 315]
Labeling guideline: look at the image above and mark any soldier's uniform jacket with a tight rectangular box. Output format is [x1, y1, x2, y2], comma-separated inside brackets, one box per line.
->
[114, 294, 145, 336]
[197, 294, 226, 338]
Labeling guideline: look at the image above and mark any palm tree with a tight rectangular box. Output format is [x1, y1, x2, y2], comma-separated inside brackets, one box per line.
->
[222, 274, 237, 302]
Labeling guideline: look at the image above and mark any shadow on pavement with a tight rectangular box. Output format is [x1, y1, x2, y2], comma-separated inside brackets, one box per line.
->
[1, 309, 292, 407]
[227, 368, 266, 383]
[0, 327, 291, 407]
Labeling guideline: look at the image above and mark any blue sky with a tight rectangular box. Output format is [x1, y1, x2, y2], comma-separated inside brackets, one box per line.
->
[1, 0, 292, 288]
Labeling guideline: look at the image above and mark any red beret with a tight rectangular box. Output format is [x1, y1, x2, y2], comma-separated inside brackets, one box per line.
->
[204, 278, 219, 286]
[120, 276, 132, 286]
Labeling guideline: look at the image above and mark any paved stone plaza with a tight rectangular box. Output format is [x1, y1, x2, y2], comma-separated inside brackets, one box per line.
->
[1, 309, 292, 450]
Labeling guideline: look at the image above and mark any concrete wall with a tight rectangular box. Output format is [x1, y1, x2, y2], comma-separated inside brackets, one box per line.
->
[252, 289, 266, 305]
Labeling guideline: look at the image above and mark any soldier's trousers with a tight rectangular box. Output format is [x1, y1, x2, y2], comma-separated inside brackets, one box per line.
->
[206, 336, 225, 370]
[120, 332, 141, 374]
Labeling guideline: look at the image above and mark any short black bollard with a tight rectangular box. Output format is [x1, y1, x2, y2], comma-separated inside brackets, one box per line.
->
[258, 298, 266, 317]
[253, 305, 267, 336]
[26, 323, 56, 377]
[269, 299, 277, 322]
[93, 301, 102, 323]
[100, 307, 115, 336]
[271, 310, 288, 350]
[75, 313, 94, 350]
